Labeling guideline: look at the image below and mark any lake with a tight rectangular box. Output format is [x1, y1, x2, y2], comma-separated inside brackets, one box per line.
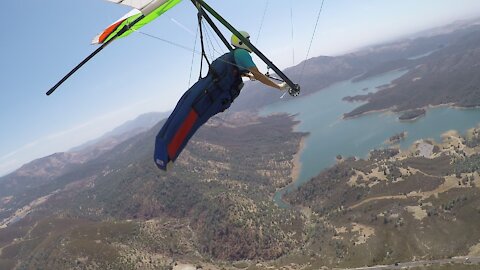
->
[261, 70, 480, 207]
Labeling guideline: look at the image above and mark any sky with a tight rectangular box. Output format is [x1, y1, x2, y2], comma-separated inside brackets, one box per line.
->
[2, 0, 480, 176]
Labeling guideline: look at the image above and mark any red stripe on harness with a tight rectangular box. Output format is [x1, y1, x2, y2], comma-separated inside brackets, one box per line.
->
[167, 109, 198, 159]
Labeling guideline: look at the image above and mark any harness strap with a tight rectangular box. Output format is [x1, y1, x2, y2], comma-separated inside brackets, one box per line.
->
[197, 12, 211, 79]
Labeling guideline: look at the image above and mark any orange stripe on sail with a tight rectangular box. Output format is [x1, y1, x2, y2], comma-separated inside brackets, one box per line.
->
[98, 20, 125, 43]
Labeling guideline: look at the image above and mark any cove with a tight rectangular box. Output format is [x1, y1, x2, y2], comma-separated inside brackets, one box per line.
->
[261, 70, 480, 208]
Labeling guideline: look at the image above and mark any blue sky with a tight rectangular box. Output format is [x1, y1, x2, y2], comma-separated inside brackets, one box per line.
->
[2, 0, 480, 176]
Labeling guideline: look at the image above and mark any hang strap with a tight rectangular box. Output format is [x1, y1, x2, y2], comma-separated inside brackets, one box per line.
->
[197, 12, 211, 79]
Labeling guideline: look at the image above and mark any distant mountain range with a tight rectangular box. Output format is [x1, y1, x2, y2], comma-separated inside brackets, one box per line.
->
[232, 17, 480, 118]
[344, 20, 480, 118]
[0, 112, 168, 214]
[70, 111, 170, 152]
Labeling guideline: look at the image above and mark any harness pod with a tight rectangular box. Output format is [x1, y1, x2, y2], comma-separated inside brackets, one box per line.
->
[154, 50, 244, 170]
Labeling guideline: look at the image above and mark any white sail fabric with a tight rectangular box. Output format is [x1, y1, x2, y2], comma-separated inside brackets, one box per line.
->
[106, 0, 154, 10]
[106, 0, 170, 14]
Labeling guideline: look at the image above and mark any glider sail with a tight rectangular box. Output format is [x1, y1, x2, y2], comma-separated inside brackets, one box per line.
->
[93, 0, 182, 44]
[107, 0, 160, 10]
[46, 0, 182, 95]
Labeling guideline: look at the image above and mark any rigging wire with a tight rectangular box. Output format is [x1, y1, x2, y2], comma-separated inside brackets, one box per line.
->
[201, 20, 221, 59]
[134, 17, 287, 87]
[135, 29, 248, 71]
[204, 20, 226, 55]
[299, 0, 325, 84]
[290, 0, 295, 66]
[200, 21, 213, 60]
[188, 24, 200, 87]
[134, 21, 289, 105]
[134, 30, 200, 54]
[255, 0, 269, 44]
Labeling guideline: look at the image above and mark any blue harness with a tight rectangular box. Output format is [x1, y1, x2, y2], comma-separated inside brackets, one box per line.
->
[154, 50, 244, 170]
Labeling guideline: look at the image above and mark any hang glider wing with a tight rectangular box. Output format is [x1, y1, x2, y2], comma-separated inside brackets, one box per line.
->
[93, 0, 182, 44]
[46, 0, 182, 95]
[105, 0, 181, 14]
[106, 0, 157, 10]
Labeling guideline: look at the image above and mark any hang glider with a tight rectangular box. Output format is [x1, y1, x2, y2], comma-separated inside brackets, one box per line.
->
[92, 0, 182, 44]
[46, 0, 300, 96]
[46, 0, 182, 95]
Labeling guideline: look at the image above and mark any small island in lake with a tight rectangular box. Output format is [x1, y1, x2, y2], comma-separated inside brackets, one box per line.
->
[398, 108, 426, 121]
[388, 131, 407, 144]
[342, 93, 373, 103]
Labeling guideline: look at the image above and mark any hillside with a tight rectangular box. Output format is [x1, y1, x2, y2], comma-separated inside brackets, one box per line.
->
[0, 113, 307, 269]
[71, 111, 169, 152]
[3, 116, 480, 269]
[284, 129, 480, 269]
[0, 112, 171, 222]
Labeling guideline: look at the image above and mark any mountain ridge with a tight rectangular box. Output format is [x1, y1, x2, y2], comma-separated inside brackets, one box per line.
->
[343, 24, 480, 118]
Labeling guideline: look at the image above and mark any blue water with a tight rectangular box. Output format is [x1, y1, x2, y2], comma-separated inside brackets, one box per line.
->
[261, 70, 480, 207]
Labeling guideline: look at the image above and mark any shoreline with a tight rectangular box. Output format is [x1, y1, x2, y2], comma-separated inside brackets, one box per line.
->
[291, 136, 307, 183]
[272, 129, 308, 208]
[342, 102, 480, 121]
[342, 102, 480, 120]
